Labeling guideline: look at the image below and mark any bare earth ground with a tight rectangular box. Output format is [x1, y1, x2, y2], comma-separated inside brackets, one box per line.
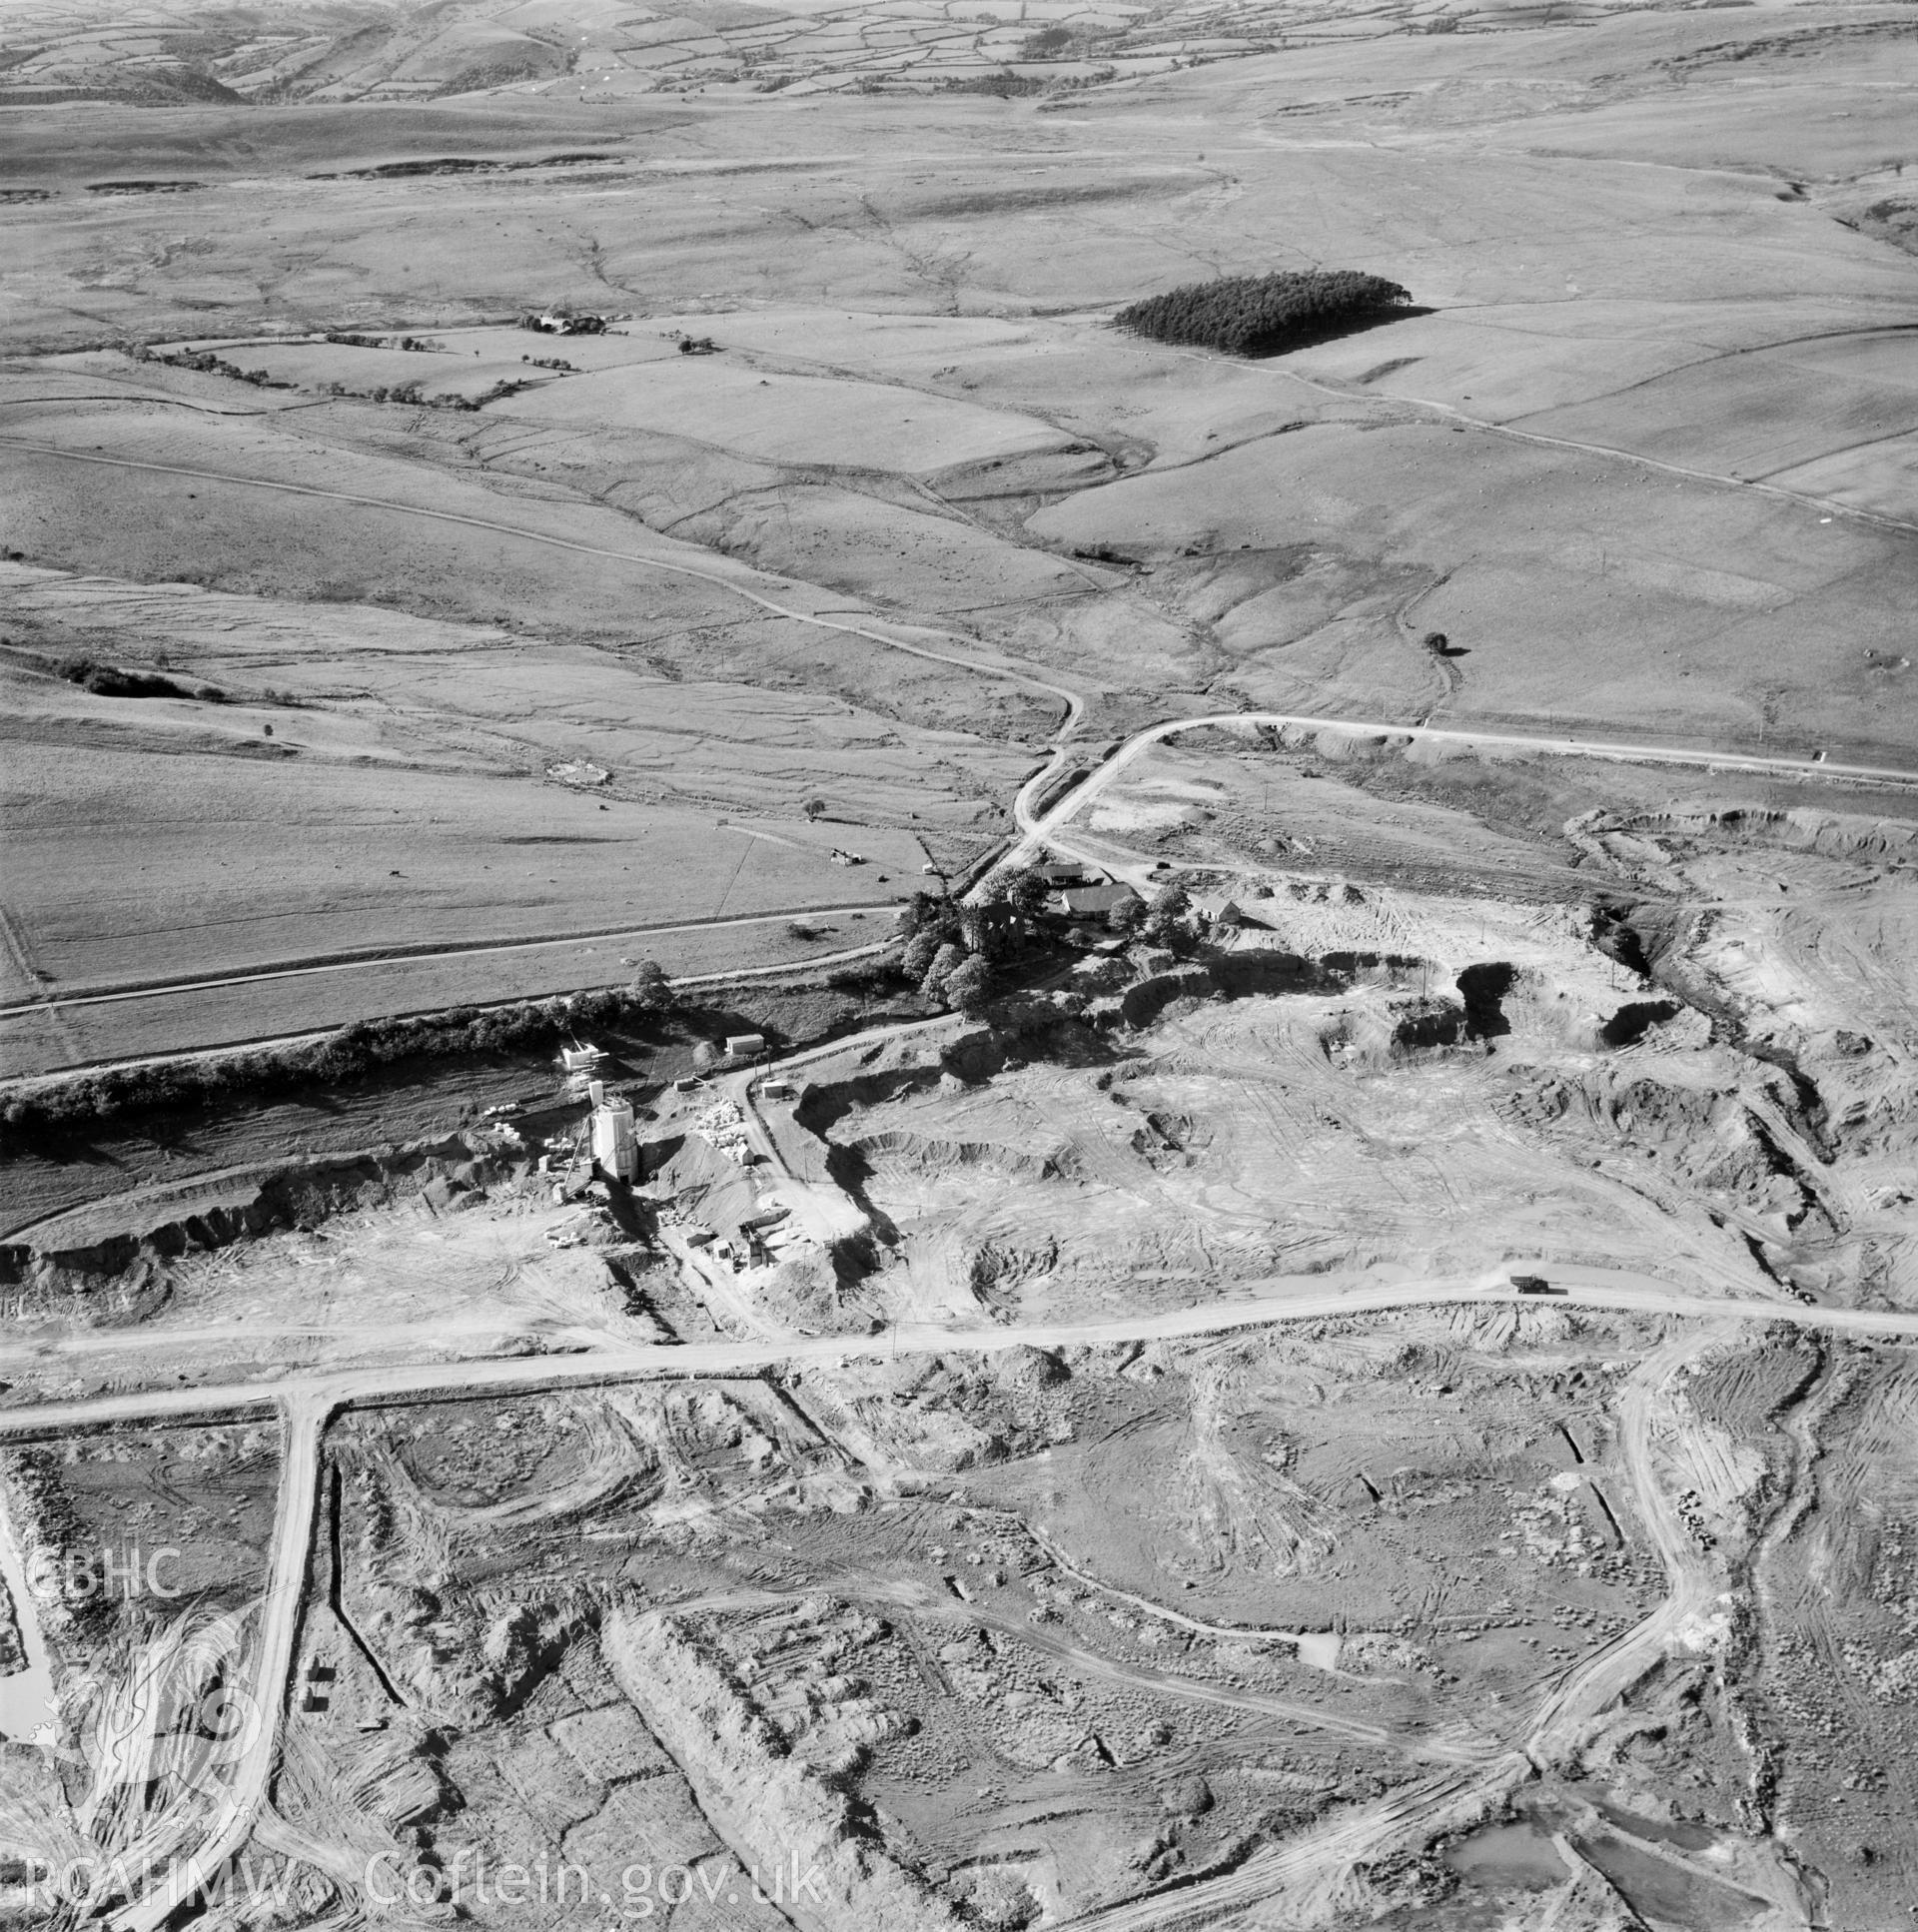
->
[2, 0, 1917, 1927]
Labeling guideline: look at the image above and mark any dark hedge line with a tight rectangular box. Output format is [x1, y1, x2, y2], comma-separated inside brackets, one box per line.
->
[1113, 269, 1412, 356]
[0, 987, 665, 1146]
[937, 68, 1047, 95]
[0, 946, 929, 1151]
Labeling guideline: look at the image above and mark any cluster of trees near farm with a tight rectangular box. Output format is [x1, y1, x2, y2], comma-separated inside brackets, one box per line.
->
[1114, 269, 1411, 356]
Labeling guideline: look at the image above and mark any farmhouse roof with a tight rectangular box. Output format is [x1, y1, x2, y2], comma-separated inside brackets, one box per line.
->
[1061, 882, 1141, 917]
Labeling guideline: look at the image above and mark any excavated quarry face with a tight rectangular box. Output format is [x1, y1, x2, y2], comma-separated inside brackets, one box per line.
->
[3, 5, 1916, 1921]
[4, 751, 1915, 1932]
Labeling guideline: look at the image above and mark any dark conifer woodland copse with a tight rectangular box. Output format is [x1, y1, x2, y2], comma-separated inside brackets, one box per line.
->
[1113, 270, 1412, 355]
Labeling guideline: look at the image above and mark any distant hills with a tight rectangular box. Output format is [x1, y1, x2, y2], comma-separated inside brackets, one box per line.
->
[0, 0, 1587, 111]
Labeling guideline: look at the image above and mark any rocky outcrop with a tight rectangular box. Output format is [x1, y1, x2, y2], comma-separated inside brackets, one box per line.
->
[843, 1129, 1060, 1181]
[1116, 946, 1405, 1029]
[0, 1135, 516, 1284]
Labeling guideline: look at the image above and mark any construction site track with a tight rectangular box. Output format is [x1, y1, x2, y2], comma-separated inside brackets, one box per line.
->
[4, 1265, 1889, 1925]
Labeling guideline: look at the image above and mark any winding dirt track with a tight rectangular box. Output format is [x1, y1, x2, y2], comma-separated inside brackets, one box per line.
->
[105, 1392, 327, 1932]
[1524, 1332, 1726, 1775]
[1008, 707, 1918, 883]
[1058, 1761, 1528, 1932]
[10, 426, 1914, 1080]
[0, 431, 1079, 1076]
[2, 1272, 1894, 1921]
[7, 399, 1906, 1926]
[664, 1572, 1479, 1766]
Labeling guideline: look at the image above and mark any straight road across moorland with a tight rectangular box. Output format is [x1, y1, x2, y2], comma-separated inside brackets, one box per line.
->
[0, 905, 898, 1021]
[0, 939, 895, 1088]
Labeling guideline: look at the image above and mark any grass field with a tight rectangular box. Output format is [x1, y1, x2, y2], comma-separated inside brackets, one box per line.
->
[1507, 331, 1918, 496]
[1768, 432, 1918, 522]
[2, 0, 1914, 1080]
[4, 728, 921, 988]
[0, 552, 1021, 1074]
[1024, 417, 1918, 753]
[0, 906, 898, 1077]
[484, 356, 1074, 472]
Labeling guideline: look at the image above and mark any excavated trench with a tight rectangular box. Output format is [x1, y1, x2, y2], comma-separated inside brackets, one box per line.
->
[0, 1133, 521, 1288]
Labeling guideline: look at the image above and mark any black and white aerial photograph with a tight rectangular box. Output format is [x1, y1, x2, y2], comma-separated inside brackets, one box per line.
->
[0, 0, 1914, 1925]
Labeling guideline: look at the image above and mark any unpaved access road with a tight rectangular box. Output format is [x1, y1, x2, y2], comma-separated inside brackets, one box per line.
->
[105, 1391, 327, 1932]
[17, 440, 1914, 1079]
[1008, 707, 1918, 881]
[894, 1580, 1497, 1767]
[1056, 1315, 1819, 1932]
[6, 1265, 1915, 1441]
[0, 904, 898, 1021]
[6, 1270, 1875, 1929]
[1525, 1329, 1727, 1775]
[1062, 1760, 1528, 1932]
[0, 432, 1079, 1075]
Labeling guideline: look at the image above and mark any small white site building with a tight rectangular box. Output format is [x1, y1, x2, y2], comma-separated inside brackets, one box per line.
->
[590, 1092, 637, 1182]
[724, 1033, 766, 1060]
[560, 1044, 605, 1076]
